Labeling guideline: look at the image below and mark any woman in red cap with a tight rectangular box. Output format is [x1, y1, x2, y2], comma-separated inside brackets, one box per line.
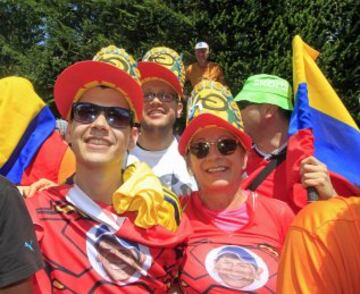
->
[175, 80, 295, 292]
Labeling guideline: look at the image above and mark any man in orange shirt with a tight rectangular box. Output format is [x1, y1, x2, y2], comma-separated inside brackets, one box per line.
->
[185, 41, 225, 88]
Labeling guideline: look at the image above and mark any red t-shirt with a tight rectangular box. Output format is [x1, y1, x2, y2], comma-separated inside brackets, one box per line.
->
[26, 185, 191, 293]
[179, 192, 294, 293]
[245, 148, 299, 211]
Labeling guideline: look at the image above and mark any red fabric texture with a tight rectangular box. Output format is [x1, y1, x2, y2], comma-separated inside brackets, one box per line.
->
[286, 129, 314, 209]
[21, 131, 72, 186]
[244, 150, 297, 210]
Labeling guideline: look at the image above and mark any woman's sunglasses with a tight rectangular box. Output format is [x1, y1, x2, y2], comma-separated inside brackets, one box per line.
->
[71, 102, 133, 129]
[188, 138, 240, 159]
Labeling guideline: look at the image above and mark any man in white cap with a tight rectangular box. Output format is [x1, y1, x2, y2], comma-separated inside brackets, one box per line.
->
[185, 41, 225, 88]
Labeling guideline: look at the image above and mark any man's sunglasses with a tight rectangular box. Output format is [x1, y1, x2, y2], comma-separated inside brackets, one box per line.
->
[188, 138, 240, 159]
[236, 100, 253, 109]
[71, 102, 133, 129]
[144, 92, 177, 103]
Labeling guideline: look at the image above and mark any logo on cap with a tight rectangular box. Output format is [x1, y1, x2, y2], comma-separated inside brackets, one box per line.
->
[195, 42, 209, 50]
[93, 45, 141, 84]
[187, 80, 245, 131]
[234, 74, 293, 111]
[142, 47, 185, 89]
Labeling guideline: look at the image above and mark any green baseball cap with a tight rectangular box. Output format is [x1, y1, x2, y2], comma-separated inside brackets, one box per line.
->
[234, 74, 293, 111]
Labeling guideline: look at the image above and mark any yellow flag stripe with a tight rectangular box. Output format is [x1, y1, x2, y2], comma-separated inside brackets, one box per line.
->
[292, 36, 358, 130]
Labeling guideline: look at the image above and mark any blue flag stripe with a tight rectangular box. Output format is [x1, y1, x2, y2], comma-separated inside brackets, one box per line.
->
[312, 108, 360, 186]
[290, 83, 360, 186]
[0, 106, 56, 184]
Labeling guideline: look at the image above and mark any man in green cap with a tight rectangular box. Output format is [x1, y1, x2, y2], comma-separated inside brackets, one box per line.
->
[235, 74, 293, 156]
[234, 74, 335, 212]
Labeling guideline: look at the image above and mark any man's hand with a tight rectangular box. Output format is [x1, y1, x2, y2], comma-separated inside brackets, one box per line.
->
[18, 178, 57, 198]
[300, 156, 337, 200]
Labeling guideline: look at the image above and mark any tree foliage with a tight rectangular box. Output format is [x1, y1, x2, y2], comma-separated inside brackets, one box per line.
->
[0, 0, 358, 123]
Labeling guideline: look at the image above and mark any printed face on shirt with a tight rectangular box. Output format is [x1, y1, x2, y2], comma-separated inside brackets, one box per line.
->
[187, 127, 247, 194]
[205, 245, 269, 291]
[95, 235, 145, 282]
[214, 253, 263, 289]
[141, 79, 182, 132]
[87, 224, 152, 286]
[66, 86, 137, 169]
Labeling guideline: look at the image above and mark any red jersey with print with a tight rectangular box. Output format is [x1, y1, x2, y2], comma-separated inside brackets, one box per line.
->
[26, 185, 190, 293]
[179, 192, 294, 293]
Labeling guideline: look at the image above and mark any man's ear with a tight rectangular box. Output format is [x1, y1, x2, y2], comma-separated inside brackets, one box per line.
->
[176, 100, 184, 118]
[127, 126, 139, 150]
[65, 121, 72, 144]
[261, 104, 278, 119]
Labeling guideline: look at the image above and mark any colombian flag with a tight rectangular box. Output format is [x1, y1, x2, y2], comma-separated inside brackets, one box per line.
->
[0, 76, 75, 185]
[287, 36, 359, 205]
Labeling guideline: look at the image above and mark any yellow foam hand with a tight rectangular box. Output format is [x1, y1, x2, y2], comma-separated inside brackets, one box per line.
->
[112, 161, 181, 232]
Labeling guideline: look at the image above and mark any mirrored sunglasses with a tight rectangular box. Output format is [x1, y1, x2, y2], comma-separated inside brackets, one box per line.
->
[71, 102, 133, 129]
[189, 138, 240, 159]
[144, 92, 177, 103]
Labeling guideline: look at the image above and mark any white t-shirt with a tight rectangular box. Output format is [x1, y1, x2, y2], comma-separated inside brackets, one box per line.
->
[127, 138, 197, 196]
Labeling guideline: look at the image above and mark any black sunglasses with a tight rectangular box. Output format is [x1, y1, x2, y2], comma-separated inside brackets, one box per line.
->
[189, 138, 240, 159]
[71, 102, 133, 129]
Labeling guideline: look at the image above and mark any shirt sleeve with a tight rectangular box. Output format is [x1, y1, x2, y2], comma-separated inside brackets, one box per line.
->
[0, 176, 43, 288]
[217, 64, 225, 84]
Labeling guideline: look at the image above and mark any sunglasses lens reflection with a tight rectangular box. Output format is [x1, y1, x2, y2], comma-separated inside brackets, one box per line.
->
[189, 139, 239, 159]
[72, 103, 132, 129]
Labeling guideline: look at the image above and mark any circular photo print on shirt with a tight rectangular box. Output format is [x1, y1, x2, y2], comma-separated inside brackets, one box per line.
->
[86, 224, 152, 285]
[205, 245, 269, 291]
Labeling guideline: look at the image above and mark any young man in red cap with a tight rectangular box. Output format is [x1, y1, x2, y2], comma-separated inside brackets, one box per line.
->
[25, 45, 190, 293]
[185, 41, 225, 88]
[127, 47, 196, 196]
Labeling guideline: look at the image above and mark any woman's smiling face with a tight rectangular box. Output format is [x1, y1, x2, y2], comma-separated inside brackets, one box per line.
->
[187, 127, 247, 194]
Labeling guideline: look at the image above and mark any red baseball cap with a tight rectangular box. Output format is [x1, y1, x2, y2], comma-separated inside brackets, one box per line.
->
[138, 47, 185, 98]
[54, 45, 143, 123]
